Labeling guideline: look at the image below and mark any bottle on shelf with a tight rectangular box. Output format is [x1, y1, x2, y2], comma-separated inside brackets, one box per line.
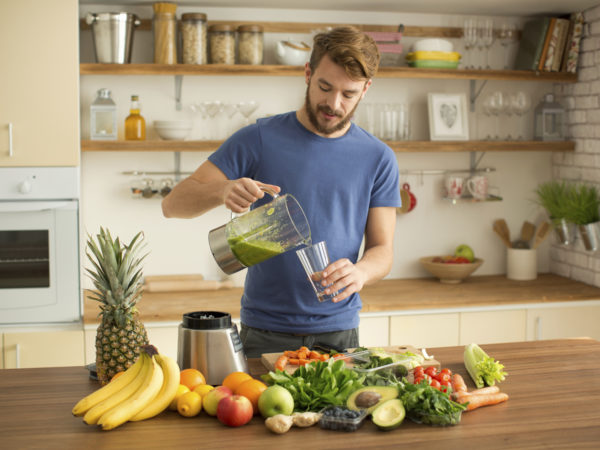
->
[125, 95, 146, 140]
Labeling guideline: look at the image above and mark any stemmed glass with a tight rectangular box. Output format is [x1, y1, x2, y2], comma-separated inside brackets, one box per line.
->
[479, 19, 494, 69]
[462, 19, 478, 69]
[203, 101, 223, 140]
[189, 102, 208, 139]
[510, 91, 532, 140]
[222, 103, 239, 138]
[475, 20, 487, 69]
[498, 23, 517, 70]
[483, 92, 508, 140]
[237, 101, 259, 126]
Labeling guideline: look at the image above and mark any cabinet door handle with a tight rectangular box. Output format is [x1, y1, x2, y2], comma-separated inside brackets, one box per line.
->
[8, 122, 13, 157]
[15, 343, 21, 368]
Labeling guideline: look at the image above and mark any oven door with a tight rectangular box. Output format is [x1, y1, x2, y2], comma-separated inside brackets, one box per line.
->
[0, 200, 80, 324]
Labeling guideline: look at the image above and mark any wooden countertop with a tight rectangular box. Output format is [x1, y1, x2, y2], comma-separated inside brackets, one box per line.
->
[84, 274, 600, 324]
[1, 338, 599, 448]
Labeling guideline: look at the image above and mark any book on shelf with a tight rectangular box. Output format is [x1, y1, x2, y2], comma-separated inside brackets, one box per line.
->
[552, 18, 570, 71]
[514, 17, 552, 71]
[561, 12, 585, 73]
[538, 18, 557, 71]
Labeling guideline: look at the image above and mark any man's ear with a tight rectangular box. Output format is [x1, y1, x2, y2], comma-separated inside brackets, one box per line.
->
[304, 62, 311, 85]
[361, 79, 373, 99]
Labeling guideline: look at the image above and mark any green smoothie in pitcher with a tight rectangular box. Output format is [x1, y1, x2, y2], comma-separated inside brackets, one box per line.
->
[227, 235, 286, 267]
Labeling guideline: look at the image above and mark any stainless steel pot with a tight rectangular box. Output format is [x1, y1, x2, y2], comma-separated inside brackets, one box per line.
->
[86, 12, 141, 64]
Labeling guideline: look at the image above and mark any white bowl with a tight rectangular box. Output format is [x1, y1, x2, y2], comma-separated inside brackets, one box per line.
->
[154, 120, 193, 140]
[412, 38, 454, 53]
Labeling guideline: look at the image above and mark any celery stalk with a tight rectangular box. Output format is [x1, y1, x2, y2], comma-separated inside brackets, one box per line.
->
[464, 343, 507, 388]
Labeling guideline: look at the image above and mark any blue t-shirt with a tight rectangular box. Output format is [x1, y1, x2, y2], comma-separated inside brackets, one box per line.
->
[208, 111, 401, 334]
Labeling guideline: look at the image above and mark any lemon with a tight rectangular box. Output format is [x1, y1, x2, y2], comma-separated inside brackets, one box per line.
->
[193, 384, 215, 398]
[169, 384, 191, 411]
[177, 391, 202, 417]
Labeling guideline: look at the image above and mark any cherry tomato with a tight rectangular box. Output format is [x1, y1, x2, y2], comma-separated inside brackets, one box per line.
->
[440, 379, 452, 387]
[424, 366, 438, 377]
[430, 379, 441, 390]
[440, 368, 452, 376]
[414, 376, 424, 385]
[438, 373, 451, 383]
[413, 366, 424, 376]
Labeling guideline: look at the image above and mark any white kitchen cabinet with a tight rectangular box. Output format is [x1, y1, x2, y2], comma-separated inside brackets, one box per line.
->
[459, 309, 527, 345]
[389, 313, 459, 349]
[0, 0, 79, 166]
[526, 304, 600, 341]
[359, 316, 389, 347]
[3, 330, 85, 369]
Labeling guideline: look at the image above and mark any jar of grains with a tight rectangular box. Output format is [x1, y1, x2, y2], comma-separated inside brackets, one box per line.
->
[181, 13, 207, 64]
[208, 24, 235, 64]
[153, 2, 177, 64]
[237, 24, 264, 65]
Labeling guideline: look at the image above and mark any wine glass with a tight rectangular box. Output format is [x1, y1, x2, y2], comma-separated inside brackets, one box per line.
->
[189, 102, 208, 139]
[510, 91, 532, 140]
[203, 100, 223, 139]
[479, 19, 494, 69]
[498, 23, 517, 70]
[462, 19, 478, 69]
[483, 92, 508, 140]
[237, 101, 259, 126]
[222, 102, 239, 138]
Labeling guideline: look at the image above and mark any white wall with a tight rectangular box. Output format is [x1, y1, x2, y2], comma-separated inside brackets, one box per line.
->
[79, 4, 553, 287]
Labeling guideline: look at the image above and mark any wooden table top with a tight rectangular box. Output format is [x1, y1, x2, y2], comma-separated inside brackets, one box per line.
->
[1, 338, 599, 449]
[84, 274, 600, 324]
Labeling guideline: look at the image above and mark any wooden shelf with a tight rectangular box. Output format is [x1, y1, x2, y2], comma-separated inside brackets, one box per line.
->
[80, 63, 577, 82]
[81, 139, 576, 153]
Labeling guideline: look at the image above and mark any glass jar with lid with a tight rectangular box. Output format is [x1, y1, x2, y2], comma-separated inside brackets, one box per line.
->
[90, 88, 117, 140]
[237, 24, 264, 65]
[208, 24, 235, 64]
[181, 13, 207, 64]
[153, 2, 177, 64]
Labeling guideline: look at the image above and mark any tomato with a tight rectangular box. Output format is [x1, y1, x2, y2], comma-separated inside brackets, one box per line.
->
[437, 373, 451, 383]
[414, 376, 424, 385]
[413, 366, 424, 376]
[440, 368, 452, 376]
[430, 379, 441, 390]
[424, 366, 438, 377]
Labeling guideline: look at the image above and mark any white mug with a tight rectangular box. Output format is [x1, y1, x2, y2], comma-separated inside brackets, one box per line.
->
[445, 176, 464, 199]
[467, 175, 488, 199]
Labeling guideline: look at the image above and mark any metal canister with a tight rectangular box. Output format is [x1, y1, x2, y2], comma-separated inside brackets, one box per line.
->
[85, 12, 141, 64]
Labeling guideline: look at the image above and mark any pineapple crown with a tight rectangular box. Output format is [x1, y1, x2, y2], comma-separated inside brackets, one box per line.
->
[86, 227, 148, 328]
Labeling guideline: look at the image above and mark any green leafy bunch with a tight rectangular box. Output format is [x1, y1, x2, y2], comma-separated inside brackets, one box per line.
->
[564, 184, 600, 225]
[534, 180, 573, 220]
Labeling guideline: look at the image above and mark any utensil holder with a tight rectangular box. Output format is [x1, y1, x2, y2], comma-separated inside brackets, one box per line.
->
[553, 218, 576, 246]
[578, 222, 600, 252]
[506, 248, 537, 281]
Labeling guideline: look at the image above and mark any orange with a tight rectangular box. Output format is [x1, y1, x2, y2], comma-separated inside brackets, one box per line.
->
[193, 384, 215, 398]
[110, 371, 125, 382]
[177, 391, 202, 417]
[222, 371, 253, 392]
[169, 384, 191, 411]
[234, 378, 267, 414]
[180, 368, 206, 390]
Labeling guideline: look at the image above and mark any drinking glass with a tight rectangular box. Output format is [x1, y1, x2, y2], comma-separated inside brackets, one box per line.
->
[479, 19, 494, 69]
[475, 20, 487, 69]
[189, 102, 208, 139]
[463, 19, 478, 69]
[483, 91, 507, 140]
[222, 102, 239, 138]
[203, 100, 223, 139]
[498, 23, 517, 70]
[510, 91, 532, 140]
[237, 101, 259, 126]
[296, 241, 339, 302]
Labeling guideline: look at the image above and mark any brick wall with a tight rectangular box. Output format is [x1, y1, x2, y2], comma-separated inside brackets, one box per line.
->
[552, 4, 600, 286]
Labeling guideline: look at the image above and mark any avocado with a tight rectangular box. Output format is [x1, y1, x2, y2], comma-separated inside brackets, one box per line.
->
[371, 398, 405, 431]
[346, 385, 399, 415]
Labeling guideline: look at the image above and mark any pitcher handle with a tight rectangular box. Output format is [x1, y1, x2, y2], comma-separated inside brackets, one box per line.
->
[231, 185, 279, 219]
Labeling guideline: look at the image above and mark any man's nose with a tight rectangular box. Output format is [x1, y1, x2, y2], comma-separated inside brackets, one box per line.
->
[326, 91, 343, 112]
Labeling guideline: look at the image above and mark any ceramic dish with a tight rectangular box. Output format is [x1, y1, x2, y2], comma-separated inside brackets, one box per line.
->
[419, 256, 483, 283]
[412, 38, 454, 52]
[407, 60, 460, 69]
[406, 51, 461, 62]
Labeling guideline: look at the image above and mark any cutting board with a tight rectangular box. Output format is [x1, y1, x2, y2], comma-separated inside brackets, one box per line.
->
[143, 274, 234, 292]
[261, 345, 441, 375]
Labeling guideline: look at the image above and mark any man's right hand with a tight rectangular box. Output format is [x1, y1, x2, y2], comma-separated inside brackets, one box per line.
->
[223, 178, 281, 213]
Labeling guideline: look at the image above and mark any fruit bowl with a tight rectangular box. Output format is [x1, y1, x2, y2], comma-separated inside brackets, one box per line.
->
[419, 256, 483, 284]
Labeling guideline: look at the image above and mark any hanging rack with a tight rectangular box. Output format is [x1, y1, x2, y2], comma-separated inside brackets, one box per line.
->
[121, 152, 191, 181]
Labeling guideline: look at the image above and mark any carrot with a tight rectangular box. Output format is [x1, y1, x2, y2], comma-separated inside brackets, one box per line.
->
[297, 359, 311, 366]
[297, 351, 308, 360]
[454, 392, 509, 411]
[298, 346, 310, 353]
[288, 358, 300, 365]
[319, 353, 330, 361]
[275, 355, 288, 371]
[451, 374, 468, 393]
[308, 351, 322, 360]
[470, 386, 501, 396]
[284, 350, 298, 358]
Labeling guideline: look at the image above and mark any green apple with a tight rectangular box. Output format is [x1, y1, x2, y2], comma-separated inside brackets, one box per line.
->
[454, 244, 475, 262]
[257, 385, 294, 418]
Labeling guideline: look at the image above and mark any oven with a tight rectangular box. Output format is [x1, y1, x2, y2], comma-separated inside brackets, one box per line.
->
[0, 167, 80, 324]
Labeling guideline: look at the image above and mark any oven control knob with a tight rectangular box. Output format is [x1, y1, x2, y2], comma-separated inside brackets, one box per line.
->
[19, 180, 32, 194]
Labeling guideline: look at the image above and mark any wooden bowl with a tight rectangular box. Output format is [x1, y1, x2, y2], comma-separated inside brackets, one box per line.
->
[419, 256, 483, 284]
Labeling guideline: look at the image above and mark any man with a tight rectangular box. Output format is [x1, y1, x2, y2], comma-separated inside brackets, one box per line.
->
[162, 26, 401, 357]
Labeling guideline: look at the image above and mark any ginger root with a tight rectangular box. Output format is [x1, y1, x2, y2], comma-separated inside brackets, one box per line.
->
[265, 414, 294, 434]
[292, 412, 322, 427]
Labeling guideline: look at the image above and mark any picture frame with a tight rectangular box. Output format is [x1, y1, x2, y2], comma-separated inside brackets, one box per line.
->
[427, 93, 469, 141]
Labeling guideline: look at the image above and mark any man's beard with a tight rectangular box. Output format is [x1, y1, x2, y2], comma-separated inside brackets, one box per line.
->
[304, 84, 360, 136]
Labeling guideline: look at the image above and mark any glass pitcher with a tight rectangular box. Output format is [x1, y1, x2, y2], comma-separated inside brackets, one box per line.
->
[208, 188, 311, 274]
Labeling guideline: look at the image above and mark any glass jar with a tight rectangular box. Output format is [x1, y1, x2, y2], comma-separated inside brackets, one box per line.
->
[90, 88, 117, 140]
[153, 7, 177, 64]
[534, 93, 565, 141]
[208, 24, 235, 64]
[237, 24, 263, 65]
[181, 13, 207, 64]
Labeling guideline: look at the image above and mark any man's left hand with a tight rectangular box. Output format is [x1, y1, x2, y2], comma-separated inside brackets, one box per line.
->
[321, 258, 368, 303]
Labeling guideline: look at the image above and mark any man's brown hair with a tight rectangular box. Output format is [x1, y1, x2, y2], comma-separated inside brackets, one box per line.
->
[309, 26, 380, 81]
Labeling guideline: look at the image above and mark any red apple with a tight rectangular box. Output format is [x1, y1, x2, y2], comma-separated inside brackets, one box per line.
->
[216, 394, 254, 427]
[203, 386, 233, 416]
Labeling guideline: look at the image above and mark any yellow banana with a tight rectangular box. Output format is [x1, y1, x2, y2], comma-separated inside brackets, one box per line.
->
[72, 354, 145, 416]
[97, 351, 164, 430]
[130, 353, 181, 421]
[83, 353, 151, 425]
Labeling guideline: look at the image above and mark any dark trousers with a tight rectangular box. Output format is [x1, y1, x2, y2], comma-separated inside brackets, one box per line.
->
[240, 324, 359, 358]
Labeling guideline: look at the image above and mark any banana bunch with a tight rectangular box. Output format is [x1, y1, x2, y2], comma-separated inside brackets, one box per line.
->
[73, 345, 180, 431]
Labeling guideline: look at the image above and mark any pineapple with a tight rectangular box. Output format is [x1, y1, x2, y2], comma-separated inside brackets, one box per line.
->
[86, 227, 150, 384]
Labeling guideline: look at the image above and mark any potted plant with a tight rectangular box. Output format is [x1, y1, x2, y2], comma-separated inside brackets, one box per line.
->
[534, 181, 575, 245]
[564, 184, 600, 251]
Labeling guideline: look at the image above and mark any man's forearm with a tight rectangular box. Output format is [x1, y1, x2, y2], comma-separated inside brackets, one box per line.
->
[161, 177, 227, 219]
[355, 243, 394, 286]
